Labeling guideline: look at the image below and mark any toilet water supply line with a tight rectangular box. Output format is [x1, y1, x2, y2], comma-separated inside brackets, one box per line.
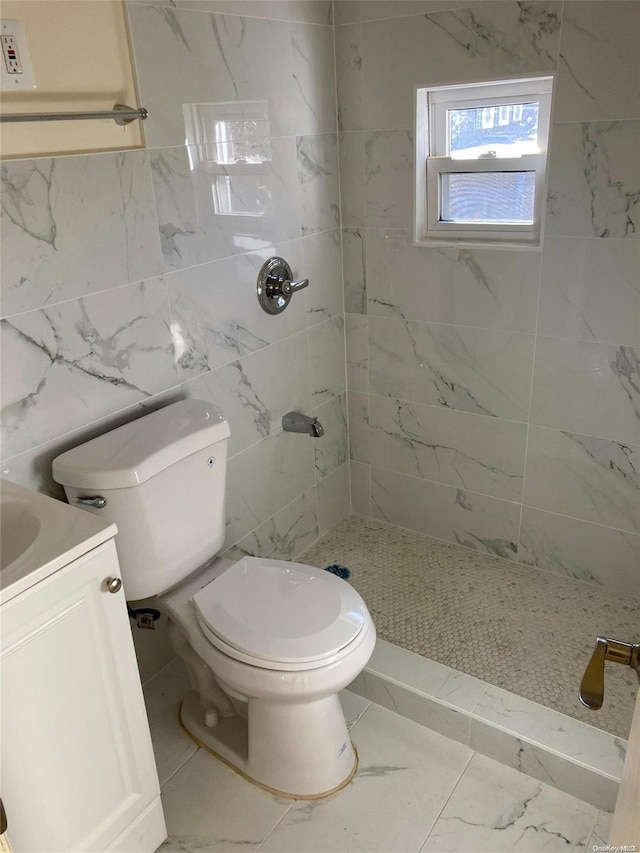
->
[128, 606, 161, 629]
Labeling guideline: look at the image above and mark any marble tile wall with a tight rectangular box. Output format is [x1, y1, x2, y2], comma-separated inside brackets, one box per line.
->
[0, 0, 348, 600]
[335, 0, 640, 597]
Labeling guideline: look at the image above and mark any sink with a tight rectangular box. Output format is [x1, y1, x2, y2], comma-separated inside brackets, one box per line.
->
[0, 478, 117, 603]
[1, 498, 41, 570]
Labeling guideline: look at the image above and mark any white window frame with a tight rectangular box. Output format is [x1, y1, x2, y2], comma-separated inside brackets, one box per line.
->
[415, 77, 553, 247]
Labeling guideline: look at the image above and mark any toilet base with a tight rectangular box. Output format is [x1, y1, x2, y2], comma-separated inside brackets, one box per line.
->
[179, 691, 358, 799]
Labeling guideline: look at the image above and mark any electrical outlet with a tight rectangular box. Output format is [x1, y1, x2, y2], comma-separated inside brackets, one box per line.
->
[2, 35, 21, 73]
[0, 20, 36, 91]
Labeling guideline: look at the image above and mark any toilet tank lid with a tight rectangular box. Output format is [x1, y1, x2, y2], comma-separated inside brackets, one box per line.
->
[52, 400, 230, 490]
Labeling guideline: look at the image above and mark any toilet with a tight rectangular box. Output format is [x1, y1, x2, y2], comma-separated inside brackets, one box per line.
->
[52, 399, 376, 798]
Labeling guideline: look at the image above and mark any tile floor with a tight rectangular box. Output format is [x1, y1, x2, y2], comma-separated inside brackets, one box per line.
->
[145, 658, 612, 853]
[299, 515, 639, 739]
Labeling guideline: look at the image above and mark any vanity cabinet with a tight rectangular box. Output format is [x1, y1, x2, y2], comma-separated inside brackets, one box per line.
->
[1, 538, 165, 853]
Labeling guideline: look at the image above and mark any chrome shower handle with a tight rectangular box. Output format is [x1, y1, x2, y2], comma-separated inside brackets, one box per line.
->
[278, 276, 309, 294]
[257, 257, 310, 315]
[579, 636, 640, 710]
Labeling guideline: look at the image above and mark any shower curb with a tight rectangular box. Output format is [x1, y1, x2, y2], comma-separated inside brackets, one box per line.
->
[348, 639, 626, 812]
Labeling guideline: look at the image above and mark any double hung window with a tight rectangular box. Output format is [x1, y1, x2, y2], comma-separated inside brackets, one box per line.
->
[415, 77, 553, 246]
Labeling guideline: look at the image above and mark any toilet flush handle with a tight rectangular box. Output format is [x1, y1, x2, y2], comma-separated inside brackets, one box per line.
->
[75, 495, 107, 509]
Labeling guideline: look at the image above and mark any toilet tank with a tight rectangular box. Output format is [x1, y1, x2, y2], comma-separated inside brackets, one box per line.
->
[52, 400, 230, 601]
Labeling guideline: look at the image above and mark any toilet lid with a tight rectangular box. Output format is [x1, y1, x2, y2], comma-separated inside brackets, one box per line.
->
[191, 557, 367, 664]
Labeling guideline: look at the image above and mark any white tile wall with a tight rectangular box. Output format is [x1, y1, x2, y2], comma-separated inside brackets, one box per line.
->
[337, 0, 640, 598]
[0, 0, 350, 686]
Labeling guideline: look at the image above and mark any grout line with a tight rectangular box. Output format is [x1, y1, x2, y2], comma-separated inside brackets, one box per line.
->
[131, 0, 335, 27]
[369, 461, 524, 508]
[367, 311, 538, 339]
[416, 750, 476, 853]
[158, 746, 201, 790]
[142, 654, 180, 689]
[1, 384, 184, 470]
[0, 224, 335, 323]
[516, 217, 547, 555]
[346, 698, 372, 732]
[366, 389, 529, 427]
[225, 481, 319, 555]
[255, 801, 297, 852]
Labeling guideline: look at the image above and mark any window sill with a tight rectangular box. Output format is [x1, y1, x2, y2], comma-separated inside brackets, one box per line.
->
[413, 236, 543, 252]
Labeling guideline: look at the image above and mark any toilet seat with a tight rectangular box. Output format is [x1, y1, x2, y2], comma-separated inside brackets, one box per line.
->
[191, 557, 367, 670]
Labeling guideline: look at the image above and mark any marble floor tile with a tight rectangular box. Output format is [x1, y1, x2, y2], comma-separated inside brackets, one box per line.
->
[144, 635, 614, 853]
[159, 748, 292, 852]
[339, 689, 371, 730]
[421, 752, 598, 852]
[260, 705, 472, 852]
[143, 659, 197, 787]
[587, 810, 613, 848]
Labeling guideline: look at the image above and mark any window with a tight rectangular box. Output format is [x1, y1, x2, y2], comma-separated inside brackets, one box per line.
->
[415, 77, 553, 246]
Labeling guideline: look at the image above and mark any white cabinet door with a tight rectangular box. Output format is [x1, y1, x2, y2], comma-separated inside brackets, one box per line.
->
[1, 540, 163, 853]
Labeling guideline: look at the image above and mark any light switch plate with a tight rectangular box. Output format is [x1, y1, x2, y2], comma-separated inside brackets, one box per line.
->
[1, 20, 36, 91]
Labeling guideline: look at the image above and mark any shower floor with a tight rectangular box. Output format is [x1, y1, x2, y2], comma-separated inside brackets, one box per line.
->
[298, 515, 639, 740]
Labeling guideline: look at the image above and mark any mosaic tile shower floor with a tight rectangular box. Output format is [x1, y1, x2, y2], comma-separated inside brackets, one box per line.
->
[299, 515, 639, 739]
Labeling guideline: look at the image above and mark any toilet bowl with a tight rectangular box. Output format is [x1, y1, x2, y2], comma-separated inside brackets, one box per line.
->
[162, 555, 375, 797]
[52, 400, 376, 798]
